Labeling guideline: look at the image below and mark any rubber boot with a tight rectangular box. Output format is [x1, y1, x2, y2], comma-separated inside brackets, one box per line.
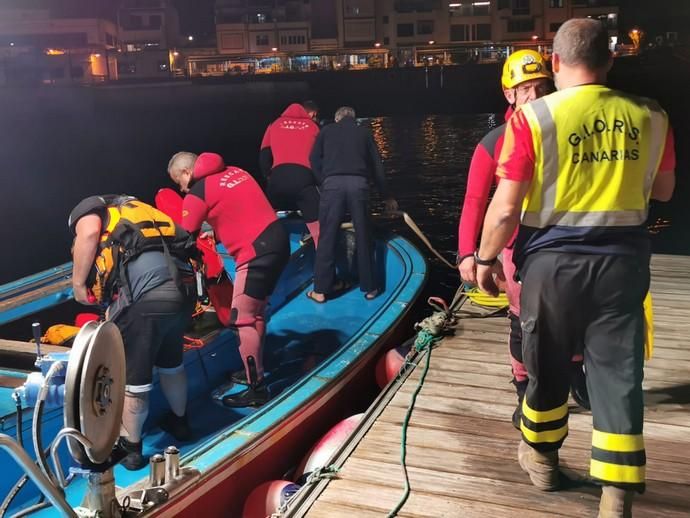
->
[570, 360, 591, 410]
[598, 486, 634, 518]
[511, 379, 528, 430]
[118, 437, 147, 471]
[159, 412, 193, 442]
[517, 440, 560, 491]
[228, 368, 248, 385]
[222, 357, 270, 408]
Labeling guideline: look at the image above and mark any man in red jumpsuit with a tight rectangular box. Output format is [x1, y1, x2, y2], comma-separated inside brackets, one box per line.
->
[168, 151, 290, 407]
[457, 50, 589, 428]
[259, 101, 321, 245]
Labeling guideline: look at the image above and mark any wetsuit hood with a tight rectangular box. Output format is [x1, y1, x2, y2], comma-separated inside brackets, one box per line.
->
[193, 152, 226, 180]
[280, 103, 312, 119]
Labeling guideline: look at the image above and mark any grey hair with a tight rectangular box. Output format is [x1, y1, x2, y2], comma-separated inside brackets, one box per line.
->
[334, 106, 355, 122]
[553, 18, 610, 70]
[167, 151, 198, 179]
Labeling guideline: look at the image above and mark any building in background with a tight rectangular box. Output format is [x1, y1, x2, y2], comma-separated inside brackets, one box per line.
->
[0, 0, 640, 83]
[0, 6, 118, 85]
[116, 0, 182, 80]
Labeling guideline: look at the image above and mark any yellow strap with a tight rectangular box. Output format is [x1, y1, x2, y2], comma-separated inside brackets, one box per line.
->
[644, 291, 654, 361]
[592, 430, 644, 453]
[590, 459, 645, 484]
[522, 399, 568, 424]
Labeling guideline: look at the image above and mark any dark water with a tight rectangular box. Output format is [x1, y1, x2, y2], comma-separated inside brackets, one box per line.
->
[1, 107, 688, 304]
[365, 114, 690, 302]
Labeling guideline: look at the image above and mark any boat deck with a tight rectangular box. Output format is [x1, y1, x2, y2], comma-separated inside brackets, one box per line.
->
[289, 254, 690, 517]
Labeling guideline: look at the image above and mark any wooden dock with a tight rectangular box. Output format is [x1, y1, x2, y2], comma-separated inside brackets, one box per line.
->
[286, 254, 690, 517]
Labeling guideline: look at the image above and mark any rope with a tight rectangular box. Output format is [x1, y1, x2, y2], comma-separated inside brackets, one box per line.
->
[391, 211, 456, 270]
[463, 286, 509, 308]
[387, 329, 440, 518]
[387, 211, 510, 311]
[183, 337, 206, 351]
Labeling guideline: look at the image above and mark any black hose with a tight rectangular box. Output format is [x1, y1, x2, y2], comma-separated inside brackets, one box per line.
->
[31, 397, 52, 485]
[13, 396, 22, 449]
[9, 500, 51, 518]
[0, 448, 50, 518]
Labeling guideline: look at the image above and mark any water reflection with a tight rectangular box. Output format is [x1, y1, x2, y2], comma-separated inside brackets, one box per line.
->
[365, 114, 497, 295]
[363, 113, 684, 299]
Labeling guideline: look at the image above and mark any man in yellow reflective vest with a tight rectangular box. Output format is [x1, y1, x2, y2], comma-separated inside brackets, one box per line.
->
[476, 19, 676, 517]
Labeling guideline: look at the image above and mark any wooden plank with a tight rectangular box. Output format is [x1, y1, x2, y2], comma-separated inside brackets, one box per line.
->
[0, 278, 71, 313]
[0, 339, 66, 356]
[312, 478, 565, 518]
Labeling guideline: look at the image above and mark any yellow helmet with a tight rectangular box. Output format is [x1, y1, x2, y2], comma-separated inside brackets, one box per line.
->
[501, 49, 551, 89]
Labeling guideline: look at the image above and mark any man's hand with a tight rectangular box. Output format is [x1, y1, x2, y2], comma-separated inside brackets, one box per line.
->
[384, 198, 399, 213]
[458, 255, 477, 285]
[73, 283, 96, 306]
[476, 261, 506, 298]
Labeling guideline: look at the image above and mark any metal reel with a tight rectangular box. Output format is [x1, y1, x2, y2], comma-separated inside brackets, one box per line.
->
[64, 321, 126, 465]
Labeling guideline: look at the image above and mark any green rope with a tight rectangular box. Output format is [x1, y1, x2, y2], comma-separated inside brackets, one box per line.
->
[387, 329, 439, 518]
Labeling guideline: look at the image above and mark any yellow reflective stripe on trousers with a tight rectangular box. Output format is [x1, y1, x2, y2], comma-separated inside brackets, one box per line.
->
[522, 399, 568, 423]
[520, 421, 568, 444]
[592, 430, 645, 453]
[590, 459, 646, 484]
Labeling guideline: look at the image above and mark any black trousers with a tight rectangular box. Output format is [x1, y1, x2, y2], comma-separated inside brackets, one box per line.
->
[519, 252, 649, 492]
[314, 175, 375, 294]
[267, 164, 320, 223]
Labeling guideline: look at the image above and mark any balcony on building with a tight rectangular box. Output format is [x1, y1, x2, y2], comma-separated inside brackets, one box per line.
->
[0, 7, 119, 85]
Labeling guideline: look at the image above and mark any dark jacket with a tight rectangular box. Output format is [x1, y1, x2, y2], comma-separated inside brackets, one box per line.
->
[309, 117, 389, 198]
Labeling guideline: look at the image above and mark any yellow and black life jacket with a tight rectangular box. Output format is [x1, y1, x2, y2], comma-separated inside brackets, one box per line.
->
[88, 196, 196, 303]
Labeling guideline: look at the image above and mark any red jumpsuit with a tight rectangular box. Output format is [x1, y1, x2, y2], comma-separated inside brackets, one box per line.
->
[182, 153, 289, 382]
[458, 109, 530, 382]
[260, 103, 321, 245]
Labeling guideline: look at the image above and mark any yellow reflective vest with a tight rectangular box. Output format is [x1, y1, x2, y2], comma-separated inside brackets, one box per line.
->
[517, 84, 668, 229]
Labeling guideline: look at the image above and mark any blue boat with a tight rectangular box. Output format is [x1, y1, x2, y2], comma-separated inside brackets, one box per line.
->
[0, 217, 426, 517]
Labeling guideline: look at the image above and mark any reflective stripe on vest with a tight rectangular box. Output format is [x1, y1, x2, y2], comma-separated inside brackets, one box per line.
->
[519, 85, 668, 229]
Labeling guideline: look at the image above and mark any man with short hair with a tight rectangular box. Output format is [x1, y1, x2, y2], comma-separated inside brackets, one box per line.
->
[308, 106, 398, 302]
[259, 101, 321, 245]
[168, 152, 290, 408]
[457, 49, 589, 430]
[476, 18, 675, 517]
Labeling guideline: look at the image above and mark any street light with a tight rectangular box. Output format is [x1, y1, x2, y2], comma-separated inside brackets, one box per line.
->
[374, 42, 381, 48]
[531, 35, 539, 41]
[187, 35, 194, 42]
[428, 40, 435, 45]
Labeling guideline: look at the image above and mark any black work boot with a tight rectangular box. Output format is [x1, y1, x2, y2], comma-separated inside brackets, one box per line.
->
[159, 412, 193, 442]
[570, 360, 591, 410]
[222, 356, 270, 408]
[118, 437, 147, 471]
[227, 368, 248, 385]
[511, 378, 529, 430]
